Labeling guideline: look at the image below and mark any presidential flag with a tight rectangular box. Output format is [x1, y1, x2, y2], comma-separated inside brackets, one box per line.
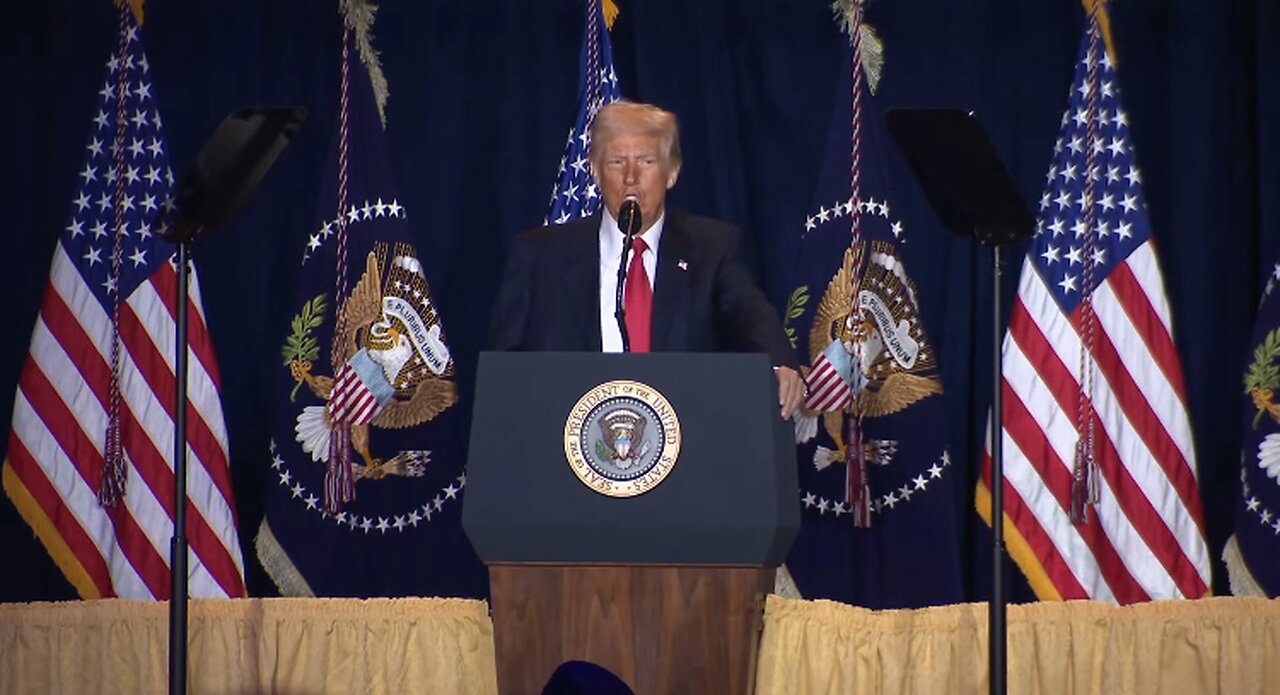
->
[1224, 259, 1280, 597]
[976, 16, 1211, 603]
[783, 7, 964, 608]
[255, 6, 483, 597]
[2, 3, 244, 599]
[545, 0, 621, 224]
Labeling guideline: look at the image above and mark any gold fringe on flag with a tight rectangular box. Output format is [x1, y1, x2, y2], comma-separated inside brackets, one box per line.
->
[1222, 535, 1267, 598]
[603, 0, 620, 30]
[1082, 0, 1118, 64]
[340, 0, 389, 127]
[3, 464, 102, 599]
[831, 0, 884, 94]
[114, 0, 145, 26]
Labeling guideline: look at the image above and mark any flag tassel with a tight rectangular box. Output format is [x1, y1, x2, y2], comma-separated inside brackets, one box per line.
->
[1070, 439, 1098, 525]
[324, 426, 357, 514]
[846, 416, 871, 527]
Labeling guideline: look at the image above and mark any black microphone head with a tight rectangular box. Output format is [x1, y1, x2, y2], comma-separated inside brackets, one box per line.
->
[619, 197, 642, 237]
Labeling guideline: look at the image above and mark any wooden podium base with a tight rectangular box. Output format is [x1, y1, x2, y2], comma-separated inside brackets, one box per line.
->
[488, 564, 774, 695]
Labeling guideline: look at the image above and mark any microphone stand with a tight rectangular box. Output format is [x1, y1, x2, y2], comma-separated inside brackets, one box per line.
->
[883, 108, 1035, 695]
[613, 202, 641, 353]
[157, 106, 307, 695]
[983, 233, 1008, 695]
[615, 238, 633, 353]
[168, 235, 194, 695]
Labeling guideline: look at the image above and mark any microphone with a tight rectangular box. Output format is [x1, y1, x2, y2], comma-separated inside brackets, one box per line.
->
[618, 196, 642, 239]
[615, 195, 643, 352]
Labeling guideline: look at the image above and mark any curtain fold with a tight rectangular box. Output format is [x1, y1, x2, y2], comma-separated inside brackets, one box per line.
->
[5, 595, 1280, 694]
[0, 598, 497, 695]
[756, 595, 1280, 695]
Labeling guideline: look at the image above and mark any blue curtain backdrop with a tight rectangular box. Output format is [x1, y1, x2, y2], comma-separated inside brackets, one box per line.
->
[2, 0, 1275, 601]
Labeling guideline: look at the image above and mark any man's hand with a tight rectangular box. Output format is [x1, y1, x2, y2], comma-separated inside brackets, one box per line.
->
[774, 366, 805, 420]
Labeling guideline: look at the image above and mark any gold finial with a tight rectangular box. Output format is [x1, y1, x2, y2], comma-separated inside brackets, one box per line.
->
[115, 0, 145, 26]
[1082, 0, 1118, 64]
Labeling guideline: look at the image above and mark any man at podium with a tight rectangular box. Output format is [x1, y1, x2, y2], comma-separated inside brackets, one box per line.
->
[490, 100, 804, 418]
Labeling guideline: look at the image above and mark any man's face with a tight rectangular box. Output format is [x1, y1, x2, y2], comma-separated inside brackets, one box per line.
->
[592, 129, 680, 233]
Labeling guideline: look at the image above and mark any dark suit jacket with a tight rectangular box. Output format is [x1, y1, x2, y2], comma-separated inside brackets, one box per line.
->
[489, 209, 798, 368]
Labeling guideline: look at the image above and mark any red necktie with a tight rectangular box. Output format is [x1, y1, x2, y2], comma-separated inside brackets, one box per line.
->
[624, 236, 652, 352]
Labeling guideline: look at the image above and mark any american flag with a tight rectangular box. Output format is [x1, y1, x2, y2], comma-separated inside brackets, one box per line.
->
[544, 0, 621, 224]
[1, 10, 244, 599]
[978, 22, 1210, 603]
[804, 339, 855, 413]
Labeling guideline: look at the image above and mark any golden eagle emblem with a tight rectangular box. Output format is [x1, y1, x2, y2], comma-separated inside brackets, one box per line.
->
[803, 240, 943, 450]
[286, 242, 457, 482]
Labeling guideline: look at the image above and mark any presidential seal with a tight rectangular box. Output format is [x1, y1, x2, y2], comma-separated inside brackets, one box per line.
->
[563, 380, 681, 498]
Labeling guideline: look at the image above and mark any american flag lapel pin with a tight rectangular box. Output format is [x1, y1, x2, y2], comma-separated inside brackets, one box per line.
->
[677, 259, 688, 271]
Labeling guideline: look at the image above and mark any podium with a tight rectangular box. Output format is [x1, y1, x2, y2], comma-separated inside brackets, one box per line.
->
[464, 352, 800, 694]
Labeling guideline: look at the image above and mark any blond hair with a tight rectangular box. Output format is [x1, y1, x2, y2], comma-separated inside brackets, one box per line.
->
[588, 101, 682, 170]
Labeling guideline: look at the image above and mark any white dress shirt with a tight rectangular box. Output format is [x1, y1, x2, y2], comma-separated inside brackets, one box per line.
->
[598, 208, 664, 352]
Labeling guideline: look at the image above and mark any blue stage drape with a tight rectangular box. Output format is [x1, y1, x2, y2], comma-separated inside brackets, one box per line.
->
[2, 0, 1274, 601]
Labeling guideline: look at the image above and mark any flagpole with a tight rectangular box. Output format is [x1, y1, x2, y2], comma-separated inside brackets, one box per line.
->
[169, 237, 193, 695]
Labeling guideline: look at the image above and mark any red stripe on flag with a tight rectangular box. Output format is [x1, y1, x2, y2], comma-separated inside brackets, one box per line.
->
[39, 281, 112, 410]
[43, 281, 244, 597]
[19, 356, 171, 599]
[150, 262, 224, 392]
[118, 299, 236, 509]
[116, 402, 246, 597]
[350, 397, 379, 424]
[805, 362, 849, 412]
[1106, 261, 1189, 400]
[980, 452, 1089, 600]
[998, 372, 1149, 602]
[1075, 301, 1205, 519]
[5, 435, 117, 597]
[1079, 403, 1210, 599]
[1093, 268, 1205, 524]
[1012, 297, 1206, 600]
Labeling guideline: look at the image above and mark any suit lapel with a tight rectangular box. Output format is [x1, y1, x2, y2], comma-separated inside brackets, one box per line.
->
[652, 213, 691, 352]
[562, 217, 602, 351]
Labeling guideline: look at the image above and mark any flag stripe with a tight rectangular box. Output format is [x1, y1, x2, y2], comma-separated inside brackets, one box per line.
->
[1104, 252, 1188, 398]
[15, 367, 167, 598]
[115, 398, 243, 596]
[27, 302, 209, 599]
[4, 437, 117, 597]
[41, 252, 243, 597]
[1121, 242, 1179, 354]
[51, 251, 243, 564]
[1094, 265, 1201, 489]
[1020, 266, 1205, 547]
[1084, 295, 1198, 499]
[1010, 290, 1195, 599]
[150, 262, 225, 392]
[979, 460, 1090, 600]
[998, 365, 1142, 601]
[127, 269, 230, 450]
[119, 285, 235, 506]
[1080, 285, 1209, 542]
[1010, 280, 1206, 600]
